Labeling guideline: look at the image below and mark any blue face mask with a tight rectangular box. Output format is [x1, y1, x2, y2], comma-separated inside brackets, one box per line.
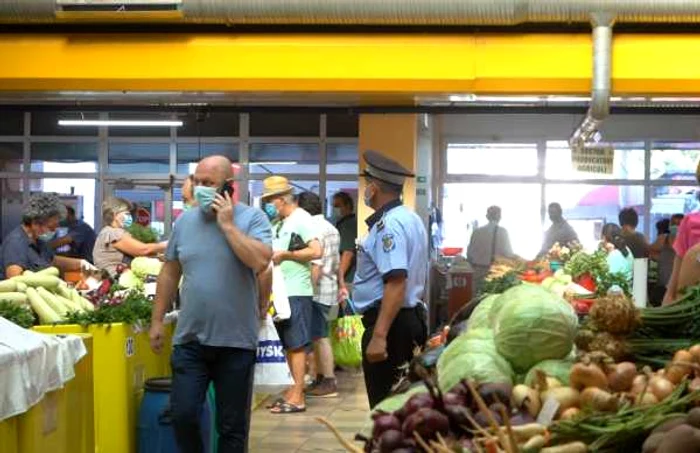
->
[122, 214, 133, 229]
[332, 207, 343, 221]
[194, 185, 217, 212]
[264, 203, 278, 220]
[670, 225, 679, 236]
[38, 230, 56, 242]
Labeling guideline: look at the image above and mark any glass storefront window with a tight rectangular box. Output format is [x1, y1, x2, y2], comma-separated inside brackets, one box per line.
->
[650, 185, 699, 240]
[29, 178, 98, 228]
[327, 143, 359, 175]
[0, 111, 23, 135]
[249, 143, 320, 174]
[446, 143, 538, 176]
[108, 143, 170, 174]
[545, 140, 645, 180]
[178, 112, 239, 137]
[176, 143, 239, 175]
[545, 184, 644, 251]
[30, 142, 98, 173]
[651, 142, 700, 181]
[442, 182, 542, 260]
[0, 142, 23, 172]
[113, 185, 167, 237]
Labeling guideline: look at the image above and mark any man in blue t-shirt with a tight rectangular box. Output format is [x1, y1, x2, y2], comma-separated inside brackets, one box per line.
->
[51, 206, 97, 262]
[150, 155, 272, 453]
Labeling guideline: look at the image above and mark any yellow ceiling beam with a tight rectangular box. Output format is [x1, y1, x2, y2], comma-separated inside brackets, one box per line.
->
[1, 33, 700, 95]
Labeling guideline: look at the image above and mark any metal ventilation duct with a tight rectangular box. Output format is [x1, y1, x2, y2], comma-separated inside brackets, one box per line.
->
[569, 13, 614, 155]
[4, 0, 700, 24]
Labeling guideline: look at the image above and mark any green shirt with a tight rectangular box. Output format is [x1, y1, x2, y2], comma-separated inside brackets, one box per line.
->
[336, 214, 357, 283]
[273, 208, 318, 297]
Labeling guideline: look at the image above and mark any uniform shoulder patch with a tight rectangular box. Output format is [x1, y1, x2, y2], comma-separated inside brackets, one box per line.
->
[376, 218, 385, 231]
[382, 233, 395, 252]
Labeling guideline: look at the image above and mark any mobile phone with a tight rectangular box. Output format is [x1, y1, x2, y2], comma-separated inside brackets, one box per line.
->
[219, 180, 235, 198]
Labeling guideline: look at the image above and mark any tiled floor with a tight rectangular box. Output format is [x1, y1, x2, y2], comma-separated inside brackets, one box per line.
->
[249, 370, 370, 452]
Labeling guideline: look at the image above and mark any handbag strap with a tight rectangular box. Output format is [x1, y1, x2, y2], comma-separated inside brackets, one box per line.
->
[341, 299, 357, 316]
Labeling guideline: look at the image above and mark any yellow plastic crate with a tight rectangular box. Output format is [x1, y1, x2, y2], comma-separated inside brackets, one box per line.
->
[17, 333, 94, 453]
[0, 416, 19, 453]
[34, 324, 172, 453]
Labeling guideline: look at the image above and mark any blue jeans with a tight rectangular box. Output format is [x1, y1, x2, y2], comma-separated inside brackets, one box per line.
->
[170, 342, 256, 453]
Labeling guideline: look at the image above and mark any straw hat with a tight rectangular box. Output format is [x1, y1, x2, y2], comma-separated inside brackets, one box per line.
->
[261, 176, 293, 200]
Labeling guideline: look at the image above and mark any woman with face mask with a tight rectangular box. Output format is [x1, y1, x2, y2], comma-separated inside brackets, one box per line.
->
[93, 198, 167, 277]
[0, 193, 93, 279]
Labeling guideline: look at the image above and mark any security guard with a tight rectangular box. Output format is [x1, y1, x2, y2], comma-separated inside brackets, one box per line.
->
[353, 150, 428, 408]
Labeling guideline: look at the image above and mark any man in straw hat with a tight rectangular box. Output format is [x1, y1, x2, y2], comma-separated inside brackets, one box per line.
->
[349, 150, 428, 408]
[261, 176, 322, 414]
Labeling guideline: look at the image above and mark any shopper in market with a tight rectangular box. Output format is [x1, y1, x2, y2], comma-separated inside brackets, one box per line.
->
[467, 206, 515, 296]
[297, 191, 341, 398]
[601, 223, 634, 283]
[353, 150, 428, 408]
[650, 218, 678, 306]
[150, 155, 273, 453]
[263, 176, 322, 414]
[333, 191, 358, 300]
[539, 202, 579, 257]
[93, 198, 168, 276]
[182, 174, 196, 209]
[50, 205, 97, 262]
[619, 207, 650, 258]
[0, 193, 97, 279]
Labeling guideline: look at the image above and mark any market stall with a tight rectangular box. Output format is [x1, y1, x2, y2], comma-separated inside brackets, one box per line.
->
[318, 243, 700, 453]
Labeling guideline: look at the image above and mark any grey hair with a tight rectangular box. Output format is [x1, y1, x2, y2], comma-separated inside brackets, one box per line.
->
[281, 193, 297, 205]
[22, 193, 66, 225]
[102, 197, 132, 226]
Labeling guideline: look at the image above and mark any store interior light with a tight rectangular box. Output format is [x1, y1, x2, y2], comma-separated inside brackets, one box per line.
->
[250, 161, 299, 166]
[58, 119, 183, 127]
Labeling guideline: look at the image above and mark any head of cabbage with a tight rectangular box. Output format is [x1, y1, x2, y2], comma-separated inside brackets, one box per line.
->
[493, 285, 578, 372]
[437, 328, 514, 392]
[466, 294, 499, 331]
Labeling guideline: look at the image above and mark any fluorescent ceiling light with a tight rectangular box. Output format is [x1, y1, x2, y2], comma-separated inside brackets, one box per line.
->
[250, 161, 299, 166]
[58, 119, 183, 127]
[546, 96, 591, 103]
[448, 94, 477, 102]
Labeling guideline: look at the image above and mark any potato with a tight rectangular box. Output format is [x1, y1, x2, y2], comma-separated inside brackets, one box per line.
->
[643, 432, 665, 453]
[652, 415, 689, 435]
[655, 425, 700, 453]
[688, 408, 700, 429]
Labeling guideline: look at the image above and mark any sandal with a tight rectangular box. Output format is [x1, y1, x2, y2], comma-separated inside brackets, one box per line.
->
[269, 400, 306, 414]
[265, 397, 285, 409]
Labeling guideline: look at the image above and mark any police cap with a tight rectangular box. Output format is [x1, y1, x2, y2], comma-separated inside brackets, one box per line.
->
[362, 150, 415, 186]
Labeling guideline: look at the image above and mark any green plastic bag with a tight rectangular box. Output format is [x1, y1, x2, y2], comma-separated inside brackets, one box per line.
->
[331, 310, 365, 368]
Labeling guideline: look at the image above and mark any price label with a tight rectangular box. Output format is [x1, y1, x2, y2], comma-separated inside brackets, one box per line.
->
[537, 396, 560, 426]
[125, 336, 135, 358]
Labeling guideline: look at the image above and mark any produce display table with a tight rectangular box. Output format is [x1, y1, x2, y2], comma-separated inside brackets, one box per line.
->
[34, 323, 173, 453]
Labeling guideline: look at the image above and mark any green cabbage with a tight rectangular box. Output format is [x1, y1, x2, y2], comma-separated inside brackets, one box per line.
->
[130, 257, 163, 279]
[467, 294, 499, 331]
[524, 358, 575, 387]
[118, 270, 144, 290]
[437, 328, 514, 392]
[494, 285, 578, 372]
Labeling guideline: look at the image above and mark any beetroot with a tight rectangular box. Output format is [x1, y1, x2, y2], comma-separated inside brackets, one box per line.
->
[473, 409, 503, 428]
[404, 393, 435, 415]
[510, 409, 536, 426]
[378, 429, 404, 453]
[443, 404, 473, 435]
[401, 408, 450, 441]
[478, 383, 513, 409]
[373, 414, 402, 438]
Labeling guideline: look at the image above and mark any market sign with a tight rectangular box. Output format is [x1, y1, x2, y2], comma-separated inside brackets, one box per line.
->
[571, 146, 614, 174]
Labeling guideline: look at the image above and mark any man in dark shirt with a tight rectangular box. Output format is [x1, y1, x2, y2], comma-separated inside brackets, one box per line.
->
[51, 206, 97, 262]
[332, 192, 357, 300]
[619, 207, 650, 258]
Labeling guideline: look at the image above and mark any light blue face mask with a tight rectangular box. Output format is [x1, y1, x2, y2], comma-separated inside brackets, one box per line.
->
[332, 207, 343, 221]
[122, 213, 133, 229]
[264, 203, 279, 220]
[38, 230, 56, 242]
[670, 225, 679, 236]
[194, 185, 218, 212]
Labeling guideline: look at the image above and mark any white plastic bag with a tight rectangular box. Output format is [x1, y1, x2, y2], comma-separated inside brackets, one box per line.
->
[271, 265, 291, 322]
[253, 316, 293, 392]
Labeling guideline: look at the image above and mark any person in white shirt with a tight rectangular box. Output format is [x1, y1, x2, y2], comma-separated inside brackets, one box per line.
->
[297, 191, 341, 398]
[467, 206, 515, 296]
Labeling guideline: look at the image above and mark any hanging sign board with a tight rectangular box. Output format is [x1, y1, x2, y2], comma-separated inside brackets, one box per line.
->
[571, 147, 614, 174]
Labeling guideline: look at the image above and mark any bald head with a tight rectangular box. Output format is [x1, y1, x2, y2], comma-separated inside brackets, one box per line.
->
[194, 155, 233, 189]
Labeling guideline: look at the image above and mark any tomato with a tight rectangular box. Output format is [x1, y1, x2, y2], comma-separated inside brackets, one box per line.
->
[524, 269, 537, 277]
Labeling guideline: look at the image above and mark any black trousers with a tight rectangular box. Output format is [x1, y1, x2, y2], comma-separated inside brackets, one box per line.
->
[361, 305, 428, 408]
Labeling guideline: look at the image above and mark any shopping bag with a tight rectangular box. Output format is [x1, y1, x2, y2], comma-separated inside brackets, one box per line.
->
[253, 316, 293, 392]
[270, 265, 291, 322]
[330, 302, 365, 368]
